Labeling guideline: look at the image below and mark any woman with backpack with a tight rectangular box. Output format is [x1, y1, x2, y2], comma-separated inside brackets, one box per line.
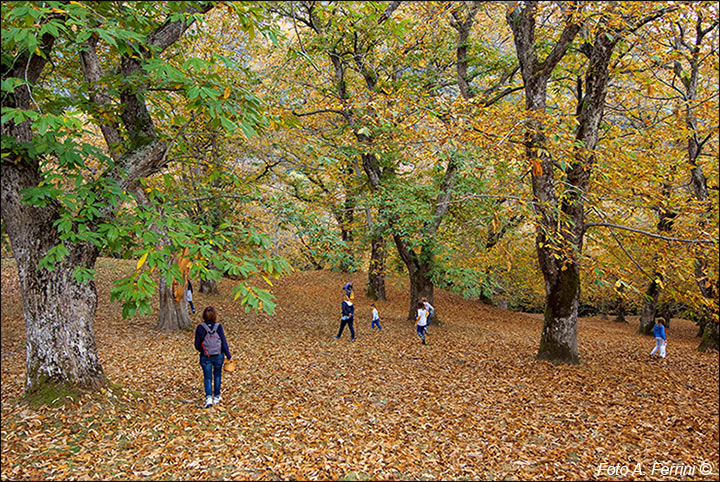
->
[194, 306, 232, 408]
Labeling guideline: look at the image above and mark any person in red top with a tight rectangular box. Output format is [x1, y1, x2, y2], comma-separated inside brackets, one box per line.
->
[194, 306, 232, 408]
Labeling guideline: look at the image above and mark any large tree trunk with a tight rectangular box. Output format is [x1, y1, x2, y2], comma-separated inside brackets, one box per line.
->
[402, 250, 434, 321]
[156, 276, 192, 331]
[21, 246, 107, 393]
[1, 164, 107, 392]
[638, 275, 662, 335]
[509, 3, 625, 364]
[366, 235, 386, 300]
[538, 263, 580, 364]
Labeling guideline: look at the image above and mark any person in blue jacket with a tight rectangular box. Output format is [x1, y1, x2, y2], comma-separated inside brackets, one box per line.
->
[334, 293, 355, 341]
[650, 319, 667, 358]
[194, 306, 232, 408]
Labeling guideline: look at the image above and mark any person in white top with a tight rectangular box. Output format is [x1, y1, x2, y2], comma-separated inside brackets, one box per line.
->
[370, 303, 382, 330]
[415, 301, 428, 345]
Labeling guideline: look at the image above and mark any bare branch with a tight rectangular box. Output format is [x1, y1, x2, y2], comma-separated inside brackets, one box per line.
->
[291, 108, 348, 118]
[585, 223, 717, 245]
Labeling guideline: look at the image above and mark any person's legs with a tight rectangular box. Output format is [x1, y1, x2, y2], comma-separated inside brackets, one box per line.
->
[336, 319, 347, 338]
[416, 324, 425, 343]
[200, 356, 213, 407]
[211, 354, 223, 402]
[349, 319, 355, 340]
[651, 337, 662, 356]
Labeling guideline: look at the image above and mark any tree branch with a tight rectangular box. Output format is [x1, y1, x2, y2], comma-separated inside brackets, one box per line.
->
[585, 223, 717, 245]
[291, 108, 347, 117]
[378, 1, 402, 24]
[79, 35, 124, 160]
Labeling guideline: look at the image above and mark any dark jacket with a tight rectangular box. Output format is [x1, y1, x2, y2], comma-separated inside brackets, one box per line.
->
[341, 300, 354, 319]
[194, 321, 231, 359]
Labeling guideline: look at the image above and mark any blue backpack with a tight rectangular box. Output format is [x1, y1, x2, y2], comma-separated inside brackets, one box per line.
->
[201, 322, 222, 356]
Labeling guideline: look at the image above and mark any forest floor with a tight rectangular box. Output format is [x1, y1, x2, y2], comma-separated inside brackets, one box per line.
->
[1, 258, 718, 481]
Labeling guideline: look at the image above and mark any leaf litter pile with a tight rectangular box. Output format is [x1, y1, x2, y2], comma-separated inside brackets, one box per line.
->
[1, 259, 718, 481]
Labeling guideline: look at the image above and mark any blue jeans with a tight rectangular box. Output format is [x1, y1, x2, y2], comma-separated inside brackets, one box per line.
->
[371, 319, 382, 330]
[337, 317, 355, 339]
[416, 324, 426, 341]
[200, 354, 224, 397]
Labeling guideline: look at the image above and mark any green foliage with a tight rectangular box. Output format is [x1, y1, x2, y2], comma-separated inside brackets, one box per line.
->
[2, 1, 292, 317]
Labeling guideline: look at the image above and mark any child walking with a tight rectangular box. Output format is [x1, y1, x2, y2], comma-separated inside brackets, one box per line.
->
[370, 303, 382, 330]
[415, 300, 428, 345]
[650, 319, 667, 358]
[334, 293, 355, 341]
[194, 306, 232, 408]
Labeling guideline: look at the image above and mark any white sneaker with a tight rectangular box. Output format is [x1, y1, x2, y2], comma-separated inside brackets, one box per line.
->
[204, 396, 213, 409]
[212, 396, 221, 405]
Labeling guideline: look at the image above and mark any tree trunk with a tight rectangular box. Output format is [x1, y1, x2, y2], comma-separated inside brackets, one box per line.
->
[198, 278, 215, 295]
[638, 276, 661, 335]
[508, 3, 582, 364]
[199, 278, 218, 294]
[537, 261, 580, 364]
[366, 235, 386, 300]
[614, 299, 627, 322]
[1, 167, 107, 392]
[698, 320, 719, 352]
[156, 276, 191, 331]
[22, 248, 107, 393]
[405, 254, 434, 321]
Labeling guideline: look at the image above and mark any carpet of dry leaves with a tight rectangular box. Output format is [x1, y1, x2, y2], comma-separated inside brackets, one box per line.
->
[1, 258, 718, 481]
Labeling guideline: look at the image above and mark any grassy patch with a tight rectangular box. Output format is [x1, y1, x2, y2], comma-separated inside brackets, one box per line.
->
[22, 381, 83, 408]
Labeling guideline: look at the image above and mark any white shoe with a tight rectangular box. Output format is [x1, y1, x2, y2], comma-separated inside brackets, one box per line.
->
[204, 396, 213, 409]
[212, 396, 221, 405]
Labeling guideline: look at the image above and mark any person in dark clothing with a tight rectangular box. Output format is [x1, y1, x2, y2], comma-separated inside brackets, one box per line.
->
[334, 293, 355, 341]
[194, 306, 232, 408]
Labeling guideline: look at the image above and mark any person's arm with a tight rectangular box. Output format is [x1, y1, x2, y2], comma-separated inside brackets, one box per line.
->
[194, 325, 205, 353]
[218, 324, 231, 359]
[662, 325, 667, 341]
